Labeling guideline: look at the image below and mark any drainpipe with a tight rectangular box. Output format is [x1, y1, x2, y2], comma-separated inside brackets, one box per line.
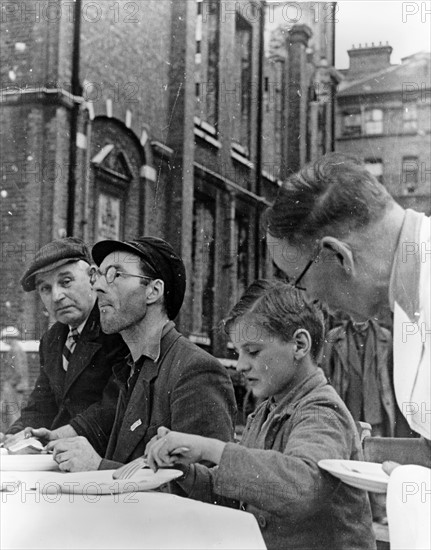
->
[66, 0, 82, 236]
[254, 0, 265, 279]
[330, 2, 336, 151]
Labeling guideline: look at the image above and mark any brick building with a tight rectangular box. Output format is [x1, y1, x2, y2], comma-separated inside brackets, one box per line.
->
[1, 1, 337, 367]
[336, 44, 431, 214]
[263, 2, 339, 179]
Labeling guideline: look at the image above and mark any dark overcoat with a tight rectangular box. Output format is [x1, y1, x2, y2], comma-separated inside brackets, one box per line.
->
[7, 305, 128, 455]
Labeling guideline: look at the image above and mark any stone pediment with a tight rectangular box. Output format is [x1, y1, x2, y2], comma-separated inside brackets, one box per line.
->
[92, 144, 133, 182]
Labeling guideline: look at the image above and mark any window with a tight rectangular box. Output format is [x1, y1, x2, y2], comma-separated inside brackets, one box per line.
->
[191, 197, 215, 339]
[234, 14, 252, 149]
[343, 112, 361, 136]
[195, 0, 219, 127]
[365, 158, 383, 184]
[96, 194, 121, 241]
[206, 1, 219, 126]
[403, 104, 417, 132]
[273, 60, 284, 161]
[317, 103, 327, 156]
[402, 156, 419, 194]
[235, 214, 250, 300]
[364, 109, 383, 135]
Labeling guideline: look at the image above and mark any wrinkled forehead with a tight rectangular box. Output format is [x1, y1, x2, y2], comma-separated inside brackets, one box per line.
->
[35, 260, 85, 287]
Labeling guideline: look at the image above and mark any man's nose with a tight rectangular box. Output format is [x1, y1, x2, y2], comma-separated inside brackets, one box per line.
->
[91, 275, 106, 293]
[51, 284, 65, 302]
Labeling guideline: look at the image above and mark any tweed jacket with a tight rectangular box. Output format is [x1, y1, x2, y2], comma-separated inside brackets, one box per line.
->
[321, 321, 397, 436]
[185, 369, 376, 550]
[100, 323, 237, 469]
[7, 305, 128, 455]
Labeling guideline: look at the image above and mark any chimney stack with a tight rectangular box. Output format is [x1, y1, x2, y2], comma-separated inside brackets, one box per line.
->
[346, 43, 392, 79]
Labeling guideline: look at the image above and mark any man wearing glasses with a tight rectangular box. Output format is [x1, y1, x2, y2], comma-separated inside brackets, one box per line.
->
[1, 237, 128, 454]
[265, 153, 430, 454]
[46, 236, 237, 474]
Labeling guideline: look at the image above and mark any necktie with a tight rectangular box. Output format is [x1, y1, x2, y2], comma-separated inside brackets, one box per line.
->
[62, 328, 80, 371]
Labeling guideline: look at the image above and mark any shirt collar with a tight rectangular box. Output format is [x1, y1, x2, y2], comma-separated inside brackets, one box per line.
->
[388, 209, 425, 321]
[69, 315, 90, 336]
[113, 321, 176, 384]
[137, 319, 173, 362]
[266, 368, 328, 417]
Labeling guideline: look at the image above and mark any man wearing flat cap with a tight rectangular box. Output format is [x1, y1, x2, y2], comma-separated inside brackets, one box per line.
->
[2, 238, 128, 455]
[47, 236, 237, 475]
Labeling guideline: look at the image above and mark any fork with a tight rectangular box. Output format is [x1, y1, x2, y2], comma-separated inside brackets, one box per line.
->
[113, 456, 149, 480]
[113, 446, 190, 480]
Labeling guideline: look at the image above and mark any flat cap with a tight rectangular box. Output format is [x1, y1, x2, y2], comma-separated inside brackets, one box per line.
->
[92, 236, 186, 320]
[21, 237, 92, 292]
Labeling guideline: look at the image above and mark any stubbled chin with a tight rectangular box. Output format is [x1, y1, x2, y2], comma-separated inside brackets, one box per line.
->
[99, 312, 117, 334]
[57, 312, 77, 324]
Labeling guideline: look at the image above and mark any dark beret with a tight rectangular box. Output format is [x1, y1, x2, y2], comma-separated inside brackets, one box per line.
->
[21, 237, 92, 292]
[92, 236, 186, 320]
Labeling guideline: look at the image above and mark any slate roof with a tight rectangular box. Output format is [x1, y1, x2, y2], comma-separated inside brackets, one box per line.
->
[338, 52, 430, 97]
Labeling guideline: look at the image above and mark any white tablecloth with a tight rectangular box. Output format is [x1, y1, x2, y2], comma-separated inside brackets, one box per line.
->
[1, 475, 266, 550]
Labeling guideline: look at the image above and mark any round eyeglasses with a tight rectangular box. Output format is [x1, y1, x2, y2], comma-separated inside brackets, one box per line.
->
[89, 265, 152, 286]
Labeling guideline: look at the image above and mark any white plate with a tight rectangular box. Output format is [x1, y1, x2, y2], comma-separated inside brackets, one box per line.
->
[36, 469, 183, 494]
[318, 459, 390, 493]
[0, 454, 59, 471]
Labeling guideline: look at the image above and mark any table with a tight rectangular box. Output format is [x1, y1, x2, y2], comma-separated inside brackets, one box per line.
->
[1, 473, 266, 549]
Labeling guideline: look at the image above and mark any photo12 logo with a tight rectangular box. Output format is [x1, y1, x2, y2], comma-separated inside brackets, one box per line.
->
[401, 480, 430, 503]
[0, 2, 142, 24]
[402, 2, 431, 22]
[1, 481, 140, 504]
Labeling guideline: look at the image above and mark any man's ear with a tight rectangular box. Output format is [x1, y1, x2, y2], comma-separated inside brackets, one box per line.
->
[320, 236, 355, 276]
[145, 279, 164, 305]
[292, 329, 312, 360]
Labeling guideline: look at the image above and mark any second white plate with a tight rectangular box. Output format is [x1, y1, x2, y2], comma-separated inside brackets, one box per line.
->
[318, 459, 390, 493]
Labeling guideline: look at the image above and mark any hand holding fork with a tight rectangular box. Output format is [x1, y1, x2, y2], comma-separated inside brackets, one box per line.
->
[113, 427, 191, 480]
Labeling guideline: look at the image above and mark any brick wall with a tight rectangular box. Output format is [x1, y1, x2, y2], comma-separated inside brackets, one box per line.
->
[0, 101, 70, 334]
[78, 0, 172, 143]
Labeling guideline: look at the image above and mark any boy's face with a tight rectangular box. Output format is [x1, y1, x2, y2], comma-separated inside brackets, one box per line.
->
[229, 317, 298, 402]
